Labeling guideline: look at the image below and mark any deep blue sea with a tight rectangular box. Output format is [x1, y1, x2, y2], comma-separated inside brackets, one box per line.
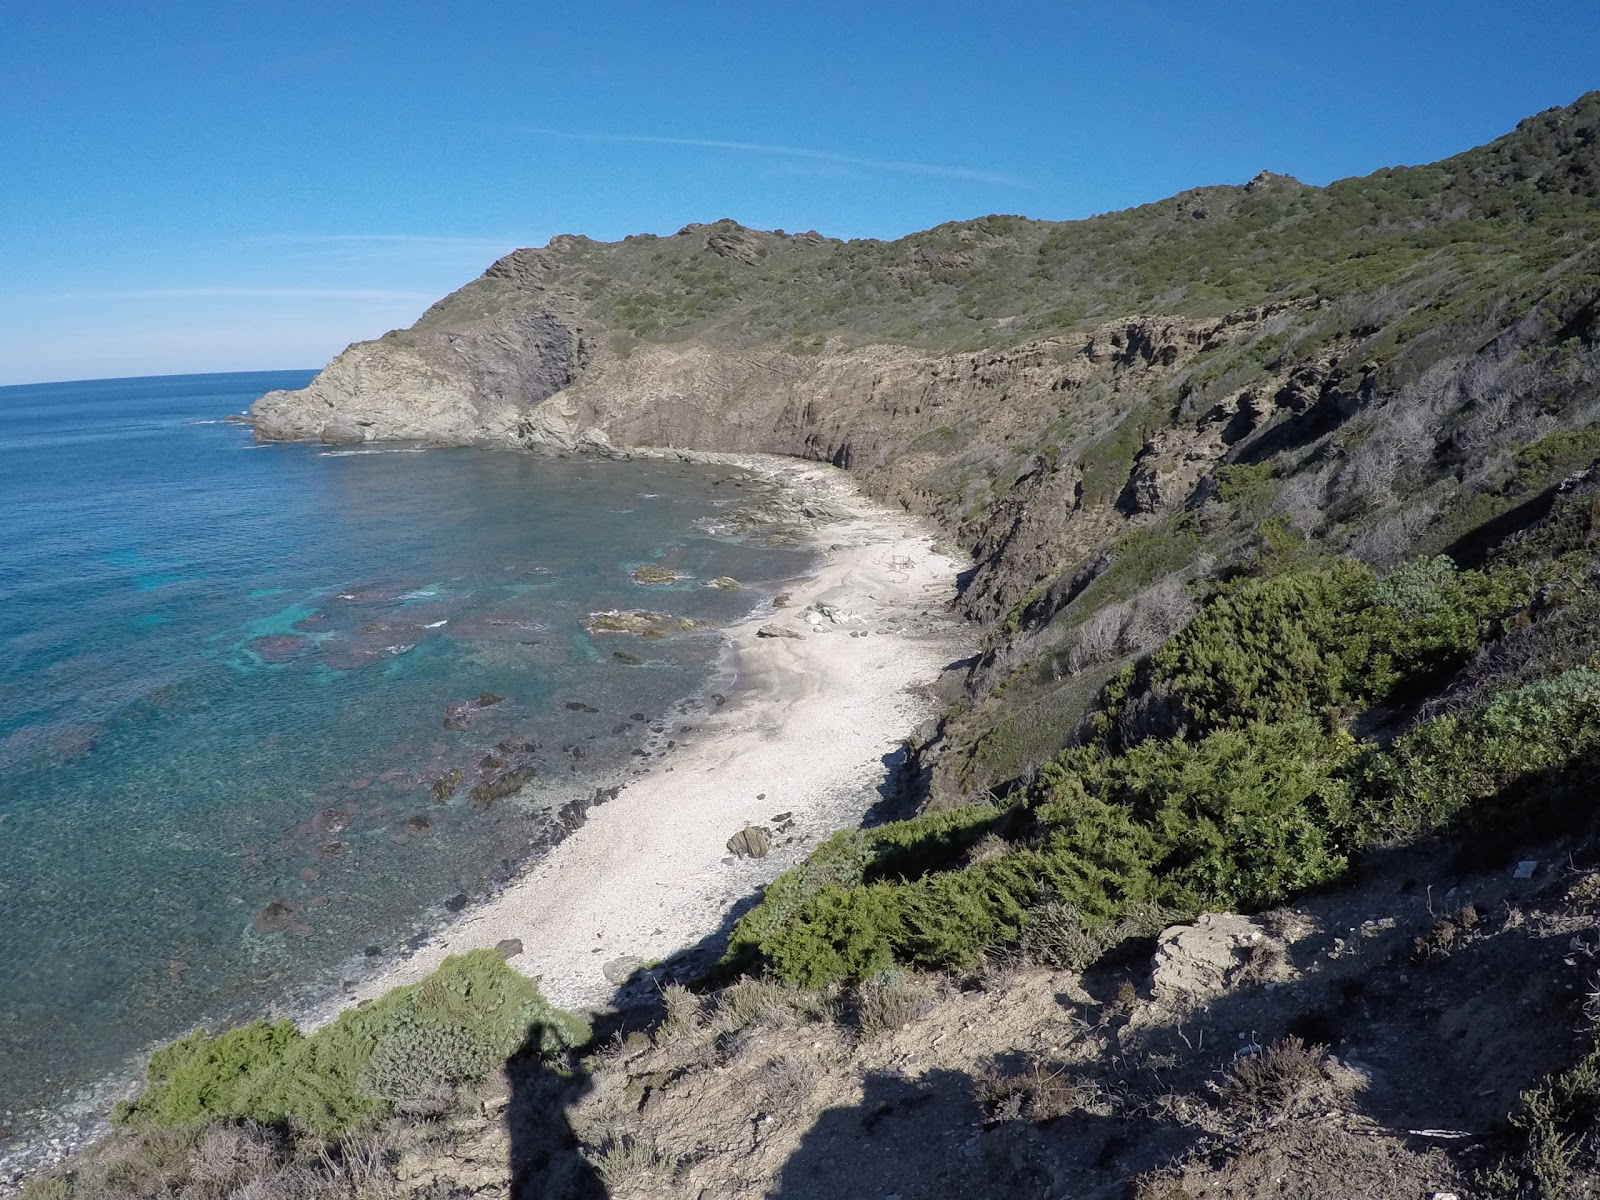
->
[0, 371, 808, 1138]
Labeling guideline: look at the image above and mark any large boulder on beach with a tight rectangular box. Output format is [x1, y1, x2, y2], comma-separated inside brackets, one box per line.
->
[603, 955, 648, 985]
[727, 825, 772, 859]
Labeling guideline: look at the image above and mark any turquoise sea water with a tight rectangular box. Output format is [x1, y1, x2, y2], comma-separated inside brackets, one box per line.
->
[0, 372, 808, 1136]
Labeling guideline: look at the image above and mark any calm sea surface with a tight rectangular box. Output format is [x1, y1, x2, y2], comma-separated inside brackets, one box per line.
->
[0, 371, 808, 1134]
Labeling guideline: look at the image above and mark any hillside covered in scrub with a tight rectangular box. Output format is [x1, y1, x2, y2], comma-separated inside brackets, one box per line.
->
[21, 92, 1600, 1198]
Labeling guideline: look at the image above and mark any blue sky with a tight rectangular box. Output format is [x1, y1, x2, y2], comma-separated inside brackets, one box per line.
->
[2, 1, 1596, 385]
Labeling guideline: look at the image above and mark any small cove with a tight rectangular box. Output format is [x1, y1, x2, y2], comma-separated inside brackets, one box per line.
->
[0, 371, 812, 1147]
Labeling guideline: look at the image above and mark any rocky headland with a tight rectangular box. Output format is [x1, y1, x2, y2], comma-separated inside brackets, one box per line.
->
[19, 91, 1600, 1200]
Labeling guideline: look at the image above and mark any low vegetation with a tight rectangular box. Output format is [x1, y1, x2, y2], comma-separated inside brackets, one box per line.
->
[115, 951, 588, 1135]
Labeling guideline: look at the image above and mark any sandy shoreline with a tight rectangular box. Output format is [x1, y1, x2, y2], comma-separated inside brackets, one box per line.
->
[0, 455, 969, 1193]
[332, 454, 971, 1015]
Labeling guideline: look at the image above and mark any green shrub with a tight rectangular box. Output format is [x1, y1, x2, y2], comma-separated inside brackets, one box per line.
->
[729, 719, 1359, 985]
[1349, 666, 1600, 843]
[116, 950, 589, 1133]
[1096, 556, 1526, 742]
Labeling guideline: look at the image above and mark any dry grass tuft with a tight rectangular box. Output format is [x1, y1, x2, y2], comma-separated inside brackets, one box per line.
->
[584, 1130, 677, 1192]
[720, 976, 836, 1031]
[976, 1056, 1103, 1124]
[1220, 1037, 1338, 1118]
[855, 969, 937, 1037]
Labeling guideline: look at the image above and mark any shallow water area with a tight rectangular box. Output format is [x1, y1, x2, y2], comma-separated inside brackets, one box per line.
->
[0, 372, 811, 1151]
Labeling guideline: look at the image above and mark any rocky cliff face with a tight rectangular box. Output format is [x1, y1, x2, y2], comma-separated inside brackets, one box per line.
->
[253, 291, 1288, 626]
[254, 92, 1600, 806]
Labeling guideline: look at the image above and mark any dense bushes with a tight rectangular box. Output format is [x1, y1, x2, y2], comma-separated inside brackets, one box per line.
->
[727, 553, 1598, 988]
[1350, 666, 1600, 844]
[1094, 556, 1528, 744]
[116, 951, 589, 1134]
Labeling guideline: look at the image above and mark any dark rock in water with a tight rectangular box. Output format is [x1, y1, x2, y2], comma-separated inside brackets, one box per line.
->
[318, 840, 348, 856]
[709, 576, 744, 591]
[726, 825, 772, 859]
[445, 892, 470, 913]
[321, 645, 383, 671]
[630, 712, 647, 721]
[469, 767, 535, 809]
[612, 650, 641, 665]
[314, 807, 353, 834]
[443, 692, 506, 730]
[711, 694, 727, 707]
[252, 899, 299, 934]
[478, 752, 507, 770]
[631, 564, 681, 585]
[584, 610, 708, 638]
[556, 784, 621, 833]
[611, 722, 631, 734]
[496, 938, 524, 960]
[364, 945, 382, 957]
[431, 769, 465, 802]
[404, 814, 434, 836]
[249, 634, 310, 663]
[564, 700, 601, 712]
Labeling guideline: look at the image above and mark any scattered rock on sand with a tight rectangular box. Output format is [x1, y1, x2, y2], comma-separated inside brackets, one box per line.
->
[771, 592, 793, 607]
[603, 955, 648, 985]
[585, 610, 708, 638]
[727, 825, 772, 859]
[495, 938, 524, 960]
[757, 623, 803, 639]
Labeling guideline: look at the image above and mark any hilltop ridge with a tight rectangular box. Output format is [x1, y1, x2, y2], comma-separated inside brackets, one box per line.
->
[255, 90, 1600, 810]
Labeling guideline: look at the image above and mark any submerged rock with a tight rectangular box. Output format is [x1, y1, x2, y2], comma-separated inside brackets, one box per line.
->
[631, 564, 682, 585]
[443, 692, 506, 730]
[249, 634, 310, 663]
[469, 767, 536, 809]
[584, 610, 709, 638]
[252, 899, 299, 934]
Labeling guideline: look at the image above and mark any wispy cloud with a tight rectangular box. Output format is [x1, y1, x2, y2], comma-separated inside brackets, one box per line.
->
[505, 126, 1027, 188]
[54, 287, 435, 302]
[244, 233, 529, 252]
